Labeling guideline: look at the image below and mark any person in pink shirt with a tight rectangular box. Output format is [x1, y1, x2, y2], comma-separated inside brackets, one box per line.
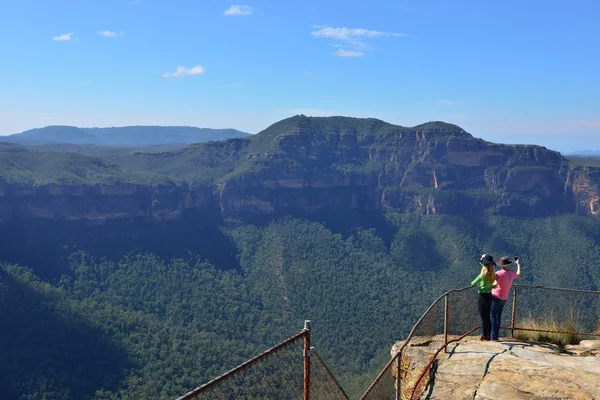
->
[490, 256, 522, 341]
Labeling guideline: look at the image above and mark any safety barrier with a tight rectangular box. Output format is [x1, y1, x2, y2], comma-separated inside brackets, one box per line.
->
[360, 284, 600, 400]
[176, 320, 349, 400]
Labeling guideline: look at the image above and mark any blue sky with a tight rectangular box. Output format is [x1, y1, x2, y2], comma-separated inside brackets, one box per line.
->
[1, 0, 599, 152]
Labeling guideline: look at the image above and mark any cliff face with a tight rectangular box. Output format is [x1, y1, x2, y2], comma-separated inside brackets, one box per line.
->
[1, 116, 600, 222]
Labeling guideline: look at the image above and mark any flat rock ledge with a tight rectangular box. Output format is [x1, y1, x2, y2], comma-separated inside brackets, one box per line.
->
[392, 336, 600, 400]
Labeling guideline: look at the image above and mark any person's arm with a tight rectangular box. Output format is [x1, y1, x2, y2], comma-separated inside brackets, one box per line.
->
[471, 273, 482, 287]
[515, 260, 521, 279]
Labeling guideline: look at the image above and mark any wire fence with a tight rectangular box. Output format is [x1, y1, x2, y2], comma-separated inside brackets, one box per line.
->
[176, 320, 349, 400]
[360, 284, 600, 400]
[176, 285, 600, 400]
[511, 284, 600, 342]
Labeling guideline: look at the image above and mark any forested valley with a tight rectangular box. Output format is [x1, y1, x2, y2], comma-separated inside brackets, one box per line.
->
[3, 212, 600, 399]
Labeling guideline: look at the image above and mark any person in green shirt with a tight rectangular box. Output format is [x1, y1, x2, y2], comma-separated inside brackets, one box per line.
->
[471, 254, 497, 341]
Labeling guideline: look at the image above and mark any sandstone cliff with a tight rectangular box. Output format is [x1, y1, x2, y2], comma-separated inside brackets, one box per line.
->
[1, 116, 600, 222]
[392, 336, 600, 399]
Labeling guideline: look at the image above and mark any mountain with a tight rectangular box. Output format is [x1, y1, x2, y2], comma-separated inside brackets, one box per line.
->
[2, 116, 600, 399]
[3, 125, 251, 146]
[1, 115, 599, 221]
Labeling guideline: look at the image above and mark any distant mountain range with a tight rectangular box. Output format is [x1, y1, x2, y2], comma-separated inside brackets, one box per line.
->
[568, 150, 600, 156]
[2, 125, 251, 146]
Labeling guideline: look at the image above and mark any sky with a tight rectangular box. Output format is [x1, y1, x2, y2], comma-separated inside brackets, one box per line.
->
[1, 0, 599, 153]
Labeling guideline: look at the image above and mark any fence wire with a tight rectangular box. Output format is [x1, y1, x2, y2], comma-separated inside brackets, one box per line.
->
[310, 351, 351, 400]
[512, 285, 600, 342]
[176, 327, 349, 400]
[361, 284, 600, 400]
[178, 284, 600, 400]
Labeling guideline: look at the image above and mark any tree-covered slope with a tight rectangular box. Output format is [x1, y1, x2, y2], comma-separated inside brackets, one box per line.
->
[3, 213, 600, 399]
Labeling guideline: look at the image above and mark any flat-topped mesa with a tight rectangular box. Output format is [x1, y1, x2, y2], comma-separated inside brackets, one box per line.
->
[0, 116, 600, 221]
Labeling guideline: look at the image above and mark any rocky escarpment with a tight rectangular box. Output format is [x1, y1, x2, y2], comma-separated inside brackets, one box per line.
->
[1, 116, 600, 222]
[392, 337, 600, 399]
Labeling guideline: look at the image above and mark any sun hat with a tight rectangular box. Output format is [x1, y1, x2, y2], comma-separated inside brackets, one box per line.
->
[479, 254, 497, 266]
[498, 256, 513, 266]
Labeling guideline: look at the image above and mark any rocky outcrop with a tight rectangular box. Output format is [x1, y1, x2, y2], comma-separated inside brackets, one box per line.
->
[392, 337, 600, 399]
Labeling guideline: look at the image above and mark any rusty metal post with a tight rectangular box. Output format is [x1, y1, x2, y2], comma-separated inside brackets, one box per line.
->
[444, 293, 449, 353]
[303, 320, 311, 400]
[510, 286, 517, 338]
[395, 352, 401, 400]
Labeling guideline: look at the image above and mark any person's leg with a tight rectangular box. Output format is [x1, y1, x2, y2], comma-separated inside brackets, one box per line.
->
[495, 299, 506, 339]
[477, 294, 485, 339]
[482, 294, 492, 339]
[491, 296, 500, 340]
[479, 294, 491, 339]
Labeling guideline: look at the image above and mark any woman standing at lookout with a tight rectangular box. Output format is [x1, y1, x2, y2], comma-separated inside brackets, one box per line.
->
[491, 256, 522, 341]
[471, 254, 497, 341]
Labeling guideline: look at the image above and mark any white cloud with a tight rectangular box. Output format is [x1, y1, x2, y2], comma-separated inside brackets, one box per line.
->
[224, 5, 253, 16]
[222, 83, 244, 88]
[99, 30, 125, 37]
[52, 33, 73, 41]
[334, 49, 364, 57]
[162, 65, 205, 78]
[311, 26, 407, 55]
[311, 27, 407, 41]
[437, 99, 465, 106]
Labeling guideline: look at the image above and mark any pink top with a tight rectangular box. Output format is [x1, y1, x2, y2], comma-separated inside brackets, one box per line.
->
[492, 269, 517, 300]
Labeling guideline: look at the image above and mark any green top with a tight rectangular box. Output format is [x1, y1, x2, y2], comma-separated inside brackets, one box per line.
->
[471, 273, 493, 294]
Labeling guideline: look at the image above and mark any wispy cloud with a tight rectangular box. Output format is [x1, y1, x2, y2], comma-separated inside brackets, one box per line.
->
[222, 83, 244, 88]
[436, 99, 465, 106]
[311, 27, 407, 41]
[52, 33, 73, 41]
[98, 30, 124, 37]
[162, 65, 205, 78]
[311, 26, 407, 55]
[334, 49, 364, 57]
[305, 71, 314, 79]
[224, 5, 253, 16]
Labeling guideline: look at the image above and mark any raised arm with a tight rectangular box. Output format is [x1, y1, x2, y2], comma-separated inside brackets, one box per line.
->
[515, 260, 521, 279]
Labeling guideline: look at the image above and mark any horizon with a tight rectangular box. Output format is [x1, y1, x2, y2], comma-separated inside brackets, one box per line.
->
[1, 0, 599, 153]
[2, 115, 599, 154]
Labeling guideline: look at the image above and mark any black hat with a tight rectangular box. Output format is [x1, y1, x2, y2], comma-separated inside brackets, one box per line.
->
[479, 254, 497, 266]
[499, 256, 513, 266]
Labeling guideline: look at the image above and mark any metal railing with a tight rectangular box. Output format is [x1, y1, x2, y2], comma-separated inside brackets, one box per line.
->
[176, 320, 349, 400]
[360, 284, 600, 400]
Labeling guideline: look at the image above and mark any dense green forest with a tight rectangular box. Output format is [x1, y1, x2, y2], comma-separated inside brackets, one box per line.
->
[3, 213, 600, 399]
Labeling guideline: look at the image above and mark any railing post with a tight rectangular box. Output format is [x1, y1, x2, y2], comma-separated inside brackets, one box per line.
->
[444, 293, 449, 353]
[303, 320, 311, 400]
[395, 352, 401, 400]
[510, 286, 517, 339]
